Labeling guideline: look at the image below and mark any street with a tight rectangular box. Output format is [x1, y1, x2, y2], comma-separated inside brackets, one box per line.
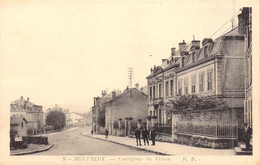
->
[33, 127, 156, 155]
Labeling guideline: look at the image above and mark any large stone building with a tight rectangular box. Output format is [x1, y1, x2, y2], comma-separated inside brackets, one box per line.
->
[146, 13, 246, 148]
[105, 86, 148, 135]
[10, 96, 44, 135]
[238, 7, 252, 127]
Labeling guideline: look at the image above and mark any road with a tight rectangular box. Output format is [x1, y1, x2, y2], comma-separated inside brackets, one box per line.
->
[34, 127, 156, 155]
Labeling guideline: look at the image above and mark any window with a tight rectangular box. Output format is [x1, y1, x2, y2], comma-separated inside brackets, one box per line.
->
[21, 122, 23, 128]
[165, 81, 169, 97]
[207, 71, 213, 90]
[207, 71, 212, 90]
[178, 79, 182, 95]
[158, 84, 162, 98]
[150, 111, 152, 116]
[191, 75, 196, 93]
[184, 78, 188, 94]
[153, 86, 156, 99]
[182, 57, 185, 67]
[199, 73, 204, 92]
[149, 87, 152, 100]
[170, 80, 174, 96]
[153, 110, 155, 116]
[204, 46, 208, 58]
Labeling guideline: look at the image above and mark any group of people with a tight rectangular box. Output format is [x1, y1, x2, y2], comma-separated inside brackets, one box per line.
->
[135, 127, 156, 146]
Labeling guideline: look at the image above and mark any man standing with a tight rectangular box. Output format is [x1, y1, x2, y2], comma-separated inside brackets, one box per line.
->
[135, 127, 142, 146]
[142, 127, 149, 146]
[105, 129, 108, 139]
[151, 128, 156, 145]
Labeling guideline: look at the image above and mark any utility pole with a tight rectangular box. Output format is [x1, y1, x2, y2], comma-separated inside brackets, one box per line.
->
[128, 67, 134, 89]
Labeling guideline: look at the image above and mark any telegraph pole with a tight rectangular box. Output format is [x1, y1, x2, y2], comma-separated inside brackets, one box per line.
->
[128, 67, 134, 89]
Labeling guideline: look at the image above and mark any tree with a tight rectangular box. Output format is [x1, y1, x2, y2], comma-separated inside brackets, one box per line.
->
[97, 109, 105, 127]
[46, 110, 66, 130]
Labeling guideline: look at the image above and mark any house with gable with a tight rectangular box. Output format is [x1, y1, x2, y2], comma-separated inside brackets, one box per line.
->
[105, 85, 148, 136]
[10, 116, 28, 138]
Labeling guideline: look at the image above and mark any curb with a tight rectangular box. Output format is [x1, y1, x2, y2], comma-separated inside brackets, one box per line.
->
[81, 133, 172, 156]
[10, 143, 54, 156]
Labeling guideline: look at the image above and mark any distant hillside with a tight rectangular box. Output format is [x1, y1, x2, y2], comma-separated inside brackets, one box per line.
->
[43, 104, 90, 113]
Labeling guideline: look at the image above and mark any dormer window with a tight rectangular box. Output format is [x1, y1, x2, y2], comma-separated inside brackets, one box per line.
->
[192, 52, 195, 63]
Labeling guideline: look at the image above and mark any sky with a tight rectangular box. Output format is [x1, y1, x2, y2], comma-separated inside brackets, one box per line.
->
[0, 0, 256, 113]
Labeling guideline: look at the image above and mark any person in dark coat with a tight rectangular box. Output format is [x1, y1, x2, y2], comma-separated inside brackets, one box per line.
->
[135, 127, 142, 146]
[151, 128, 156, 145]
[142, 127, 149, 146]
[105, 129, 109, 139]
[243, 123, 252, 150]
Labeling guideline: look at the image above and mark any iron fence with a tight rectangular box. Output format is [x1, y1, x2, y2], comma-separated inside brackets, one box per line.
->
[176, 121, 238, 138]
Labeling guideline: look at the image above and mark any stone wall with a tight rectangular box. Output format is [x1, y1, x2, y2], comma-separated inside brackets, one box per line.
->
[172, 108, 243, 149]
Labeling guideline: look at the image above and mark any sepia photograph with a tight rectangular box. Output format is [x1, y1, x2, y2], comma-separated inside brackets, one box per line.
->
[0, 0, 259, 164]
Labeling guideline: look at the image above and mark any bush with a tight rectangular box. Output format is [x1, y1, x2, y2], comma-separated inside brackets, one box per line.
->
[44, 125, 54, 133]
[165, 94, 229, 114]
[27, 128, 34, 135]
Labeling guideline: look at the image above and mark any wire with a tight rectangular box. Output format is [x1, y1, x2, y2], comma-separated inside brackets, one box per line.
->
[210, 10, 241, 38]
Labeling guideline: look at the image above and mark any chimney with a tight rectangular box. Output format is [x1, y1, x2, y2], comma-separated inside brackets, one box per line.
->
[191, 40, 200, 47]
[178, 40, 186, 52]
[161, 59, 167, 63]
[135, 83, 139, 90]
[94, 97, 96, 106]
[140, 87, 143, 92]
[102, 90, 107, 97]
[171, 47, 176, 56]
[112, 91, 116, 99]
[27, 98, 29, 101]
[238, 7, 250, 35]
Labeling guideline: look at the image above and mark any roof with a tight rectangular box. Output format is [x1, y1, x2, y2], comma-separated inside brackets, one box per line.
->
[106, 88, 147, 103]
[11, 97, 36, 107]
[147, 28, 243, 78]
[10, 117, 27, 125]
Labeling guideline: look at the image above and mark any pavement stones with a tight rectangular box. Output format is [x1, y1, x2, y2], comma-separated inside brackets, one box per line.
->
[81, 132, 235, 156]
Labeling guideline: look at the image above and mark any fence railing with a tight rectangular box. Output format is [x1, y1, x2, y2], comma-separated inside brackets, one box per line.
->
[175, 121, 238, 138]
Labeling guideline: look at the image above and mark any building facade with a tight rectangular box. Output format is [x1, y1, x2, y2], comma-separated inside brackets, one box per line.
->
[92, 90, 120, 133]
[105, 87, 148, 135]
[10, 117, 28, 137]
[238, 7, 252, 127]
[10, 96, 44, 135]
[146, 14, 246, 148]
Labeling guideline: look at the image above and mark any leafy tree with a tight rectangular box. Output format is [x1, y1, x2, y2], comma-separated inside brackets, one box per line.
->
[97, 109, 105, 127]
[46, 110, 66, 130]
[165, 94, 229, 115]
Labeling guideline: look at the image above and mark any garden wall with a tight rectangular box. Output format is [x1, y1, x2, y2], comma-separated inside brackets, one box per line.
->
[172, 108, 244, 149]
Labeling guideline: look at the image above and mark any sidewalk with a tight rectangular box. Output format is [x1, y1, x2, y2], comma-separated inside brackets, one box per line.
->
[82, 132, 235, 156]
[10, 143, 54, 156]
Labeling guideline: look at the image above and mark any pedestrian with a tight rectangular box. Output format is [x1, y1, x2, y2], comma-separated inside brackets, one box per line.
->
[105, 129, 108, 139]
[243, 123, 252, 150]
[91, 130, 93, 135]
[142, 127, 149, 146]
[151, 128, 156, 145]
[135, 127, 142, 146]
